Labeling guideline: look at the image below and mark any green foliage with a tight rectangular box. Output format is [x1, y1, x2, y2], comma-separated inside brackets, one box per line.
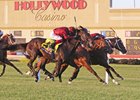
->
[0, 61, 140, 100]
[109, 58, 140, 65]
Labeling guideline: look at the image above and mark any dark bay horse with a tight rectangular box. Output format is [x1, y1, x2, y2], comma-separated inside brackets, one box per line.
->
[0, 34, 23, 76]
[1, 26, 95, 82]
[33, 27, 98, 82]
[107, 37, 127, 54]
[52, 36, 112, 83]
[35, 36, 110, 83]
[54, 36, 127, 85]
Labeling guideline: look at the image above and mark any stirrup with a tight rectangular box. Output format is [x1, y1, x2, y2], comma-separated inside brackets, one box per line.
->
[41, 47, 51, 55]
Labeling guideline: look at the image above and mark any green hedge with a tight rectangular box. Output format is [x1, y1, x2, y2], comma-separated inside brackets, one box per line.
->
[109, 58, 140, 65]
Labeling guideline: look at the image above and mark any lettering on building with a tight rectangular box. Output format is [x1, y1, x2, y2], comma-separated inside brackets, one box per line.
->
[14, 0, 88, 22]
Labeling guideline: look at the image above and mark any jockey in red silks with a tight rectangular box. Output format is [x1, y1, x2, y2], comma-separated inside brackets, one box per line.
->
[41, 26, 76, 60]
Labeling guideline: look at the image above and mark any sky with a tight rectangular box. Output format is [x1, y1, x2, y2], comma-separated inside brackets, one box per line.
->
[112, 0, 140, 8]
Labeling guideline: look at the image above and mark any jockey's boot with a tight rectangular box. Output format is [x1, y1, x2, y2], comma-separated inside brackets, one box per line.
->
[51, 51, 55, 62]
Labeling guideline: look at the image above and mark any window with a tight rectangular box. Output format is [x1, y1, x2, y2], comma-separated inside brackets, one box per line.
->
[14, 31, 22, 36]
[15, 38, 26, 43]
[30, 31, 44, 37]
[35, 31, 44, 36]
[110, 0, 140, 9]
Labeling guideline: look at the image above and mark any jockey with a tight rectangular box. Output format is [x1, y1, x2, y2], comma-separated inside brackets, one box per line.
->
[90, 33, 105, 39]
[41, 26, 76, 60]
[0, 30, 4, 39]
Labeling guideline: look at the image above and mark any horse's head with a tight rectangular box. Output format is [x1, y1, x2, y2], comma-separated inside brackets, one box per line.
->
[104, 39, 114, 54]
[110, 37, 127, 54]
[109, 28, 127, 54]
[76, 26, 93, 51]
[1, 33, 15, 45]
[92, 37, 113, 54]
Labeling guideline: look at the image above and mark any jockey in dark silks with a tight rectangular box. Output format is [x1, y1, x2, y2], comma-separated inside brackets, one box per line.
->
[90, 33, 105, 39]
[0, 30, 4, 39]
[41, 26, 76, 60]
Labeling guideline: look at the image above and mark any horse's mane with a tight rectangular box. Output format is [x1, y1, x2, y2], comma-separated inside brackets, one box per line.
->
[56, 38, 80, 61]
[1, 34, 9, 39]
[3, 43, 28, 51]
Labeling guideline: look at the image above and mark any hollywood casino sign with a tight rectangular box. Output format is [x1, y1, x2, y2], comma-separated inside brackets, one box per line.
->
[14, 0, 87, 21]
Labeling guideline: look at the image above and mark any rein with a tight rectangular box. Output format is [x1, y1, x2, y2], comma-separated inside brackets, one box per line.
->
[67, 39, 80, 58]
[109, 38, 122, 50]
[114, 39, 122, 50]
[106, 39, 113, 48]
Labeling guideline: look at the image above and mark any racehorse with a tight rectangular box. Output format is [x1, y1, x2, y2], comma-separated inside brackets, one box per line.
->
[56, 36, 127, 85]
[0, 26, 95, 82]
[33, 26, 101, 82]
[107, 37, 127, 54]
[51, 36, 112, 83]
[0, 34, 23, 76]
[37, 35, 113, 84]
[90, 37, 127, 85]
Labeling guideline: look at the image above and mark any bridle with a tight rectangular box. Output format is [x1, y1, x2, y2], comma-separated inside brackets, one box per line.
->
[113, 38, 123, 50]
[1, 34, 15, 45]
[8, 35, 15, 45]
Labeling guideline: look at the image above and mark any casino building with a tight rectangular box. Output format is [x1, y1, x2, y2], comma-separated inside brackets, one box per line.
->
[0, 0, 140, 57]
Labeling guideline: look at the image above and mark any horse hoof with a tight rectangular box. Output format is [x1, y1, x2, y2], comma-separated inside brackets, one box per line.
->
[0, 74, 3, 77]
[54, 73, 58, 77]
[103, 83, 107, 85]
[47, 76, 50, 79]
[59, 80, 62, 83]
[35, 79, 38, 82]
[112, 79, 120, 85]
[50, 78, 54, 81]
[45, 76, 50, 80]
[121, 77, 124, 80]
[68, 81, 72, 84]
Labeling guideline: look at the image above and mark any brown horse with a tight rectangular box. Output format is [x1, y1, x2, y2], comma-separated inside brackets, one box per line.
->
[1, 26, 95, 82]
[35, 35, 112, 84]
[89, 37, 126, 85]
[0, 34, 23, 76]
[51, 36, 112, 83]
[56, 36, 127, 85]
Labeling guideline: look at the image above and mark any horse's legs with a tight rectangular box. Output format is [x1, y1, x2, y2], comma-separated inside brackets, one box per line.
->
[0, 64, 6, 77]
[53, 59, 63, 77]
[75, 58, 105, 83]
[108, 65, 124, 80]
[68, 67, 80, 84]
[34, 57, 54, 82]
[105, 68, 120, 85]
[27, 55, 37, 75]
[101, 63, 122, 85]
[57, 64, 69, 82]
[3, 59, 23, 75]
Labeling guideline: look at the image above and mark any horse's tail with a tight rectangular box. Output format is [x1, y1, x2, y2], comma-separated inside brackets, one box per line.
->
[2, 43, 28, 51]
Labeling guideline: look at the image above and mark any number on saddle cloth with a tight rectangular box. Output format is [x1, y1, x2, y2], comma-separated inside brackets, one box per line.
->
[41, 38, 55, 53]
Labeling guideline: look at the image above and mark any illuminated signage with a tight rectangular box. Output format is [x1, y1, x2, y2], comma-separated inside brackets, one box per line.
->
[126, 39, 140, 55]
[125, 31, 140, 37]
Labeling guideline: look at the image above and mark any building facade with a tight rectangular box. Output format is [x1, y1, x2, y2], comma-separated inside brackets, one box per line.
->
[0, 0, 140, 56]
